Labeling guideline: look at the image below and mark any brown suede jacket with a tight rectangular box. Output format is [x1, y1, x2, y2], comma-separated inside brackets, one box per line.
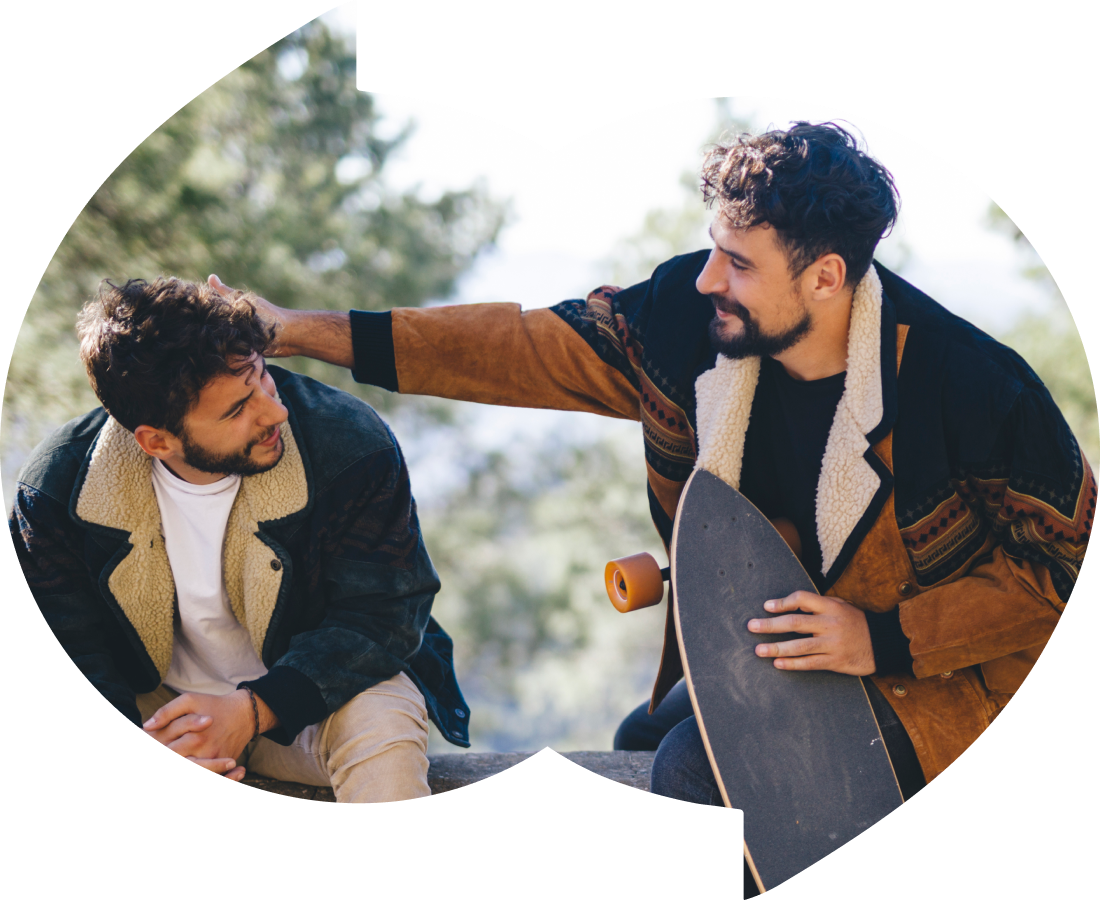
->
[349, 252, 1094, 783]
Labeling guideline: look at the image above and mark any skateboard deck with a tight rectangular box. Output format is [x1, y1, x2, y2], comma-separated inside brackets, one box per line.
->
[671, 468, 903, 893]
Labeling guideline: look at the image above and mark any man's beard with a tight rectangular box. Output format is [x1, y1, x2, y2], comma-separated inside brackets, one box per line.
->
[179, 425, 284, 477]
[707, 296, 812, 359]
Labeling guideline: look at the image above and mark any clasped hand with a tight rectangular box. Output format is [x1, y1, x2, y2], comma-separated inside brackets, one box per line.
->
[143, 689, 257, 781]
[747, 590, 875, 676]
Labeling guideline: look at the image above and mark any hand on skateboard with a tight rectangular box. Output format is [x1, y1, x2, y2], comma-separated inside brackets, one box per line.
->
[748, 591, 875, 676]
[667, 470, 902, 893]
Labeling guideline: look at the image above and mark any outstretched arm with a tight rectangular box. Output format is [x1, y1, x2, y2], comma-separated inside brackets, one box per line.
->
[208, 274, 642, 418]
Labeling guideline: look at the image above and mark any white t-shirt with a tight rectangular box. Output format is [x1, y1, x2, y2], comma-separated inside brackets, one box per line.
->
[152, 459, 268, 696]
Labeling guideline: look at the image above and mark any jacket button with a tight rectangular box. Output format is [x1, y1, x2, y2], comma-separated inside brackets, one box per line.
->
[455, 709, 466, 718]
[892, 684, 908, 697]
[898, 581, 914, 597]
[940, 671, 954, 679]
[270, 559, 282, 571]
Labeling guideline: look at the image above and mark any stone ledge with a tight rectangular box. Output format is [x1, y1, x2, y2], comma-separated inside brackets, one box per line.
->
[242, 750, 655, 801]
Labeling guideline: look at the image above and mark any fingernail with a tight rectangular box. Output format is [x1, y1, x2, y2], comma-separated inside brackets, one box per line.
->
[754, 644, 767, 656]
[747, 619, 759, 631]
[200, 716, 211, 723]
[764, 600, 776, 611]
[143, 718, 155, 728]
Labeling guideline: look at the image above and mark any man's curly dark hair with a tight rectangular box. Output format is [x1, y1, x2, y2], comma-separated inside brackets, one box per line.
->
[700, 121, 900, 287]
[77, 277, 277, 434]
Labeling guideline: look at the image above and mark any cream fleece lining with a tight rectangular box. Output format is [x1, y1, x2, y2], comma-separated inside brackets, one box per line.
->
[75, 413, 308, 677]
[693, 266, 884, 575]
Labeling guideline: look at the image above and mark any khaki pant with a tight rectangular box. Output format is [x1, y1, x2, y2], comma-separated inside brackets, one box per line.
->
[137, 671, 430, 802]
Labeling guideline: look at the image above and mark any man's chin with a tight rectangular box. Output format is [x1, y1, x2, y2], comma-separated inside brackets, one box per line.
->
[708, 317, 758, 359]
[251, 435, 284, 472]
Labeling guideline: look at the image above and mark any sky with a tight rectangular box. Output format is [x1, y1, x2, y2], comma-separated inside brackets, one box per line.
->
[321, 5, 1053, 333]
[319, 4, 1060, 478]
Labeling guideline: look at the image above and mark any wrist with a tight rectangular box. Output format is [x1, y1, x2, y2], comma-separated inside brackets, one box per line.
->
[237, 688, 279, 733]
[273, 307, 308, 356]
[283, 309, 350, 362]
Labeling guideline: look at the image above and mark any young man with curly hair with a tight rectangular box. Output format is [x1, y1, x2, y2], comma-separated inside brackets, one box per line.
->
[10, 277, 470, 801]
[219, 123, 1090, 825]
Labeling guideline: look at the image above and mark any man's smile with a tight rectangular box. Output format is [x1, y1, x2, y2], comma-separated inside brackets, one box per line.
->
[711, 295, 751, 324]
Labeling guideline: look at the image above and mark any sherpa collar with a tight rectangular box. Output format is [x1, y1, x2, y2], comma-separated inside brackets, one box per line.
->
[73, 410, 309, 677]
[693, 265, 891, 578]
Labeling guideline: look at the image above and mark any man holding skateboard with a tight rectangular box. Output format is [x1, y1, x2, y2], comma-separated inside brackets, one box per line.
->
[228, 122, 1091, 812]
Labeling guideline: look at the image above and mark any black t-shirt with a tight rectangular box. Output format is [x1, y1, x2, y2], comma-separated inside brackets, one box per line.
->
[738, 357, 846, 589]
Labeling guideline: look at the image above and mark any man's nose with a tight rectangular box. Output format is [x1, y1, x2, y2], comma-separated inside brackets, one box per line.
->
[695, 250, 726, 297]
[258, 389, 289, 426]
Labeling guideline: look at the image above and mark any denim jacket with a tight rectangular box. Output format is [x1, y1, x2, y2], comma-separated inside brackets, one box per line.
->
[10, 366, 470, 747]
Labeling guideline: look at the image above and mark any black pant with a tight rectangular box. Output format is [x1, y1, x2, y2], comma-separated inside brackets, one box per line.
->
[615, 679, 926, 897]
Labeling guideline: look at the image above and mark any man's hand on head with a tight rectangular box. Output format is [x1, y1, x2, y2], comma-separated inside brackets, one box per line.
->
[142, 688, 280, 782]
[208, 274, 354, 368]
[747, 591, 875, 676]
[208, 274, 295, 358]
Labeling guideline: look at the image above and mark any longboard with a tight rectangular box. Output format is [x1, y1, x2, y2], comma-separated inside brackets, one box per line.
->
[670, 469, 903, 893]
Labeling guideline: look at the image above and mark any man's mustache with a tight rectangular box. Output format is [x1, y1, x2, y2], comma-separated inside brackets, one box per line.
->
[710, 294, 751, 322]
[248, 425, 279, 450]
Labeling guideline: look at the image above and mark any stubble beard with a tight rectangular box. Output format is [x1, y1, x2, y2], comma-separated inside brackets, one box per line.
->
[179, 425, 285, 477]
[707, 294, 812, 360]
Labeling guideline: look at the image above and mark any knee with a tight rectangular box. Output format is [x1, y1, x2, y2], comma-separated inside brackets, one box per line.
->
[614, 701, 659, 750]
[650, 717, 721, 806]
[325, 671, 430, 753]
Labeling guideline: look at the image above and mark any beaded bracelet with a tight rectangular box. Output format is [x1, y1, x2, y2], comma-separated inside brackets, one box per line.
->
[244, 687, 260, 740]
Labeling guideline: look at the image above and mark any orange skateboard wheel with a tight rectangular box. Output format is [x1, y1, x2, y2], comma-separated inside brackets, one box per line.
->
[605, 553, 665, 613]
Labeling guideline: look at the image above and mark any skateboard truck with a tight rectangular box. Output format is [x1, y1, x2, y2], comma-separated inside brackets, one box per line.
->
[604, 518, 801, 615]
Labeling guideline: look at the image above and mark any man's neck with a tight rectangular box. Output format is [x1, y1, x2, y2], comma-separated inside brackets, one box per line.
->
[160, 457, 230, 486]
[772, 290, 854, 382]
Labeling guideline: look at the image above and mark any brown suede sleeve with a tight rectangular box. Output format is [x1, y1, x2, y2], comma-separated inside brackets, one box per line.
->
[898, 546, 1062, 678]
[391, 304, 641, 419]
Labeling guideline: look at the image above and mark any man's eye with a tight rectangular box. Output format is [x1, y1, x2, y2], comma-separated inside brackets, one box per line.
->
[229, 405, 246, 419]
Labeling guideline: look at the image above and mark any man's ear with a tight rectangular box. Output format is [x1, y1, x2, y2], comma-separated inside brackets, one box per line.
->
[807, 254, 848, 300]
[133, 425, 175, 460]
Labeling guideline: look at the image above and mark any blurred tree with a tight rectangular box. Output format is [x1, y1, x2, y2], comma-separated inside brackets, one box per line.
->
[987, 204, 1098, 467]
[417, 424, 666, 751]
[3, 19, 504, 501]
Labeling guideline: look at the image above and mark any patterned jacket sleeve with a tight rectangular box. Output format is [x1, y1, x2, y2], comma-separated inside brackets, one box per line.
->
[897, 384, 1095, 684]
[10, 485, 143, 725]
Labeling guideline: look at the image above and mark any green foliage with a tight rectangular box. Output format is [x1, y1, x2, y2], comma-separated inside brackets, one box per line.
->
[986, 205, 1098, 466]
[998, 309, 1099, 466]
[417, 425, 667, 751]
[3, 19, 504, 499]
[987, 204, 1065, 301]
